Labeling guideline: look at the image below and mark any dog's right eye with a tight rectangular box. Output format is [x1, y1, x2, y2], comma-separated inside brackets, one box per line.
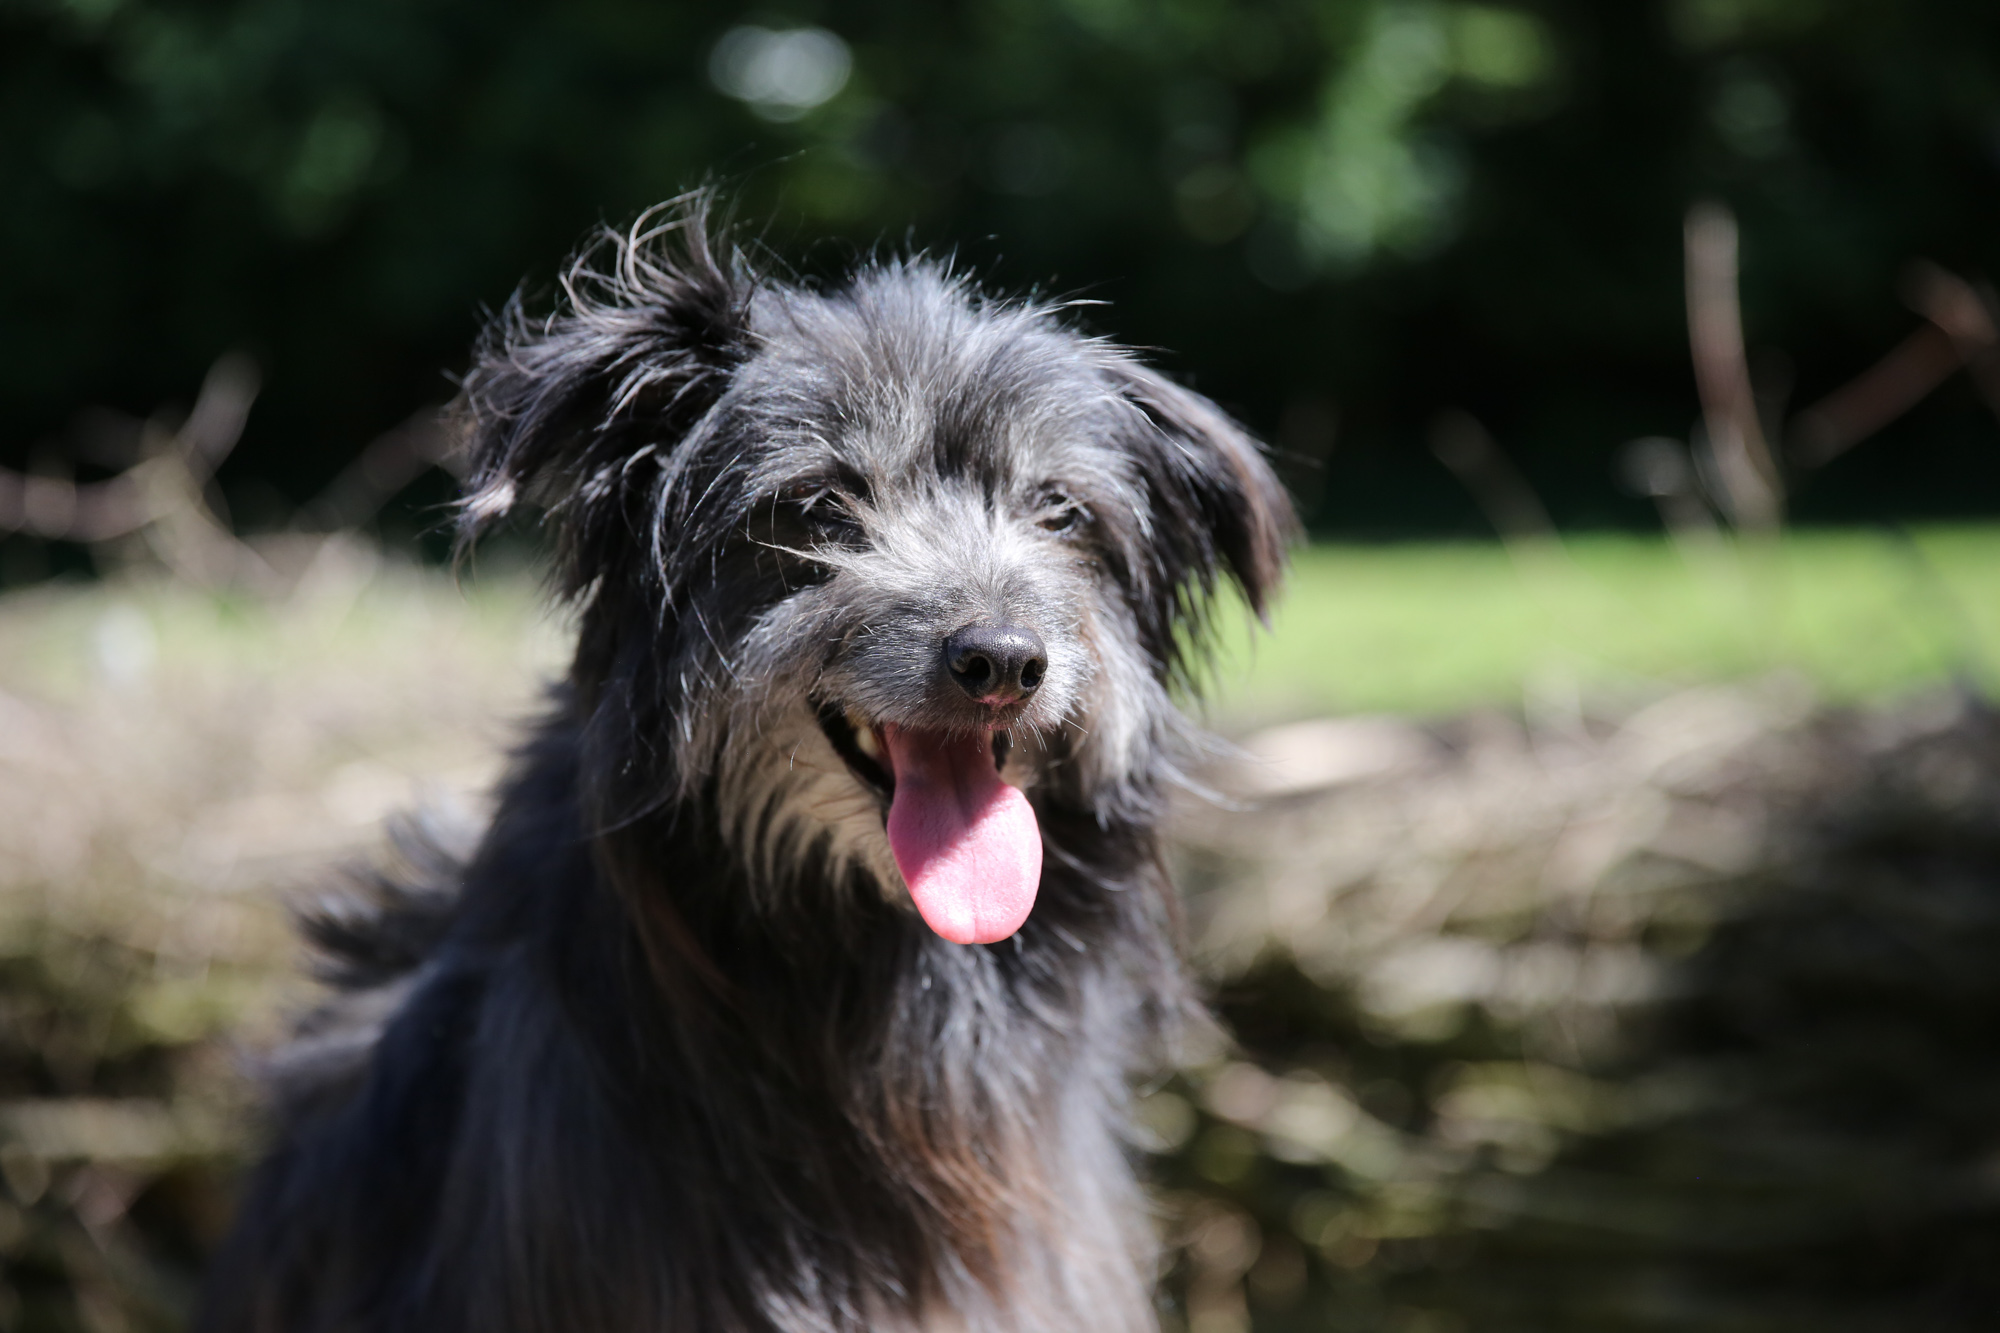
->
[785, 486, 863, 542]
[1034, 490, 1089, 535]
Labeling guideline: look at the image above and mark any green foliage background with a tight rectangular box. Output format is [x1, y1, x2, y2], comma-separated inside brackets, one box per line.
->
[6, 0, 2000, 544]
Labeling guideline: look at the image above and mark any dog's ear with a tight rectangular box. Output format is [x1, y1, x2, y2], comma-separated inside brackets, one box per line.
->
[453, 194, 753, 595]
[1106, 359, 1297, 628]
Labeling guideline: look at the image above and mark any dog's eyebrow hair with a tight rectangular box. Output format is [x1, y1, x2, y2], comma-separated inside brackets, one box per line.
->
[746, 536, 829, 567]
[830, 456, 873, 499]
[758, 490, 797, 596]
[691, 607, 741, 683]
[683, 457, 739, 526]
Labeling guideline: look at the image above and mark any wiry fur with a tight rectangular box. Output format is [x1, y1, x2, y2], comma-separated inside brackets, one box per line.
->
[200, 195, 1294, 1333]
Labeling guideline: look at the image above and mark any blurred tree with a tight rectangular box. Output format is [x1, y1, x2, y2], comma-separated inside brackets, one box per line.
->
[3, 0, 1999, 558]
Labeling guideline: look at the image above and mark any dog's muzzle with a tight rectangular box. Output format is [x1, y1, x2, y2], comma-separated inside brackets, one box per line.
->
[813, 619, 1053, 946]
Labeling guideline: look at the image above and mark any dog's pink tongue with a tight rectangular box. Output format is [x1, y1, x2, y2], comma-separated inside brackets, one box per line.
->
[882, 725, 1041, 944]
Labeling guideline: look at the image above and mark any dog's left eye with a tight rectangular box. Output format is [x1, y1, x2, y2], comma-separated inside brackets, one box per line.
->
[1036, 495, 1087, 535]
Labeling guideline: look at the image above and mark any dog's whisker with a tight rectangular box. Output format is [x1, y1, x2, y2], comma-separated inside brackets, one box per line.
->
[746, 536, 831, 563]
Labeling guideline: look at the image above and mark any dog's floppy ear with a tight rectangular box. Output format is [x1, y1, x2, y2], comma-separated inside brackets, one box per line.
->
[454, 193, 753, 595]
[1106, 358, 1297, 632]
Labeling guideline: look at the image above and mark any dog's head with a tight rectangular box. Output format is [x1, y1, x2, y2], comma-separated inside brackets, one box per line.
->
[458, 199, 1293, 944]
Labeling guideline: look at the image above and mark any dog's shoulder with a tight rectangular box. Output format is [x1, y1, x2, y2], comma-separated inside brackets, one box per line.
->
[252, 808, 469, 1119]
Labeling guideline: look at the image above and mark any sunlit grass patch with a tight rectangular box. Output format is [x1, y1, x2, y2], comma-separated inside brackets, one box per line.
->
[1208, 526, 2000, 719]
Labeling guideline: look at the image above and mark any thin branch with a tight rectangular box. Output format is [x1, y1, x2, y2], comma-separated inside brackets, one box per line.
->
[1788, 325, 1962, 467]
[1789, 261, 2000, 467]
[299, 407, 459, 531]
[0, 353, 273, 587]
[1429, 409, 1556, 543]
[1685, 202, 1784, 530]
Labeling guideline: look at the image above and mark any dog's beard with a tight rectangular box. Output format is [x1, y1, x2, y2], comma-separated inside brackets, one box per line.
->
[704, 690, 1062, 940]
[709, 700, 907, 912]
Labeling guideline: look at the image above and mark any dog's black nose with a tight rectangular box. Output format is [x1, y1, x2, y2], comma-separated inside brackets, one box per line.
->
[945, 624, 1047, 705]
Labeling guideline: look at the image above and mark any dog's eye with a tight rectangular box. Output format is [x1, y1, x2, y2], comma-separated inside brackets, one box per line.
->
[1036, 493, 1087, 535]
[786, 486, 863, 541]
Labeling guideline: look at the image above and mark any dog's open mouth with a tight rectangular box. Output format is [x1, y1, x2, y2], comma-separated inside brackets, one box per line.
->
[816, 703, 1018, 796]
[816, 702, 896, 798]
[815, 703, 1041, 946]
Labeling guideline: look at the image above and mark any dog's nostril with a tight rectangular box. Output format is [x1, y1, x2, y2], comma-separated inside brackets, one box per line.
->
[944, 624, 1048, 702]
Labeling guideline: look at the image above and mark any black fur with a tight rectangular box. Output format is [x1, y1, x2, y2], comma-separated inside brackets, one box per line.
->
[201, 194, 1294, 1333]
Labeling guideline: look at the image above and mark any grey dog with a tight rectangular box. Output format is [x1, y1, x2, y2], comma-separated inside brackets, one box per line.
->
[199, 194, 1293, 1333]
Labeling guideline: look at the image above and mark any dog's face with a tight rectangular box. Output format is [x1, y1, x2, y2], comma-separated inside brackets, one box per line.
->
[459, 213, 1291, 943]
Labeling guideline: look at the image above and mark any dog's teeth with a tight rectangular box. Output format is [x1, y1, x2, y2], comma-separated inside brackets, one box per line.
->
[853, 722, 880, 760]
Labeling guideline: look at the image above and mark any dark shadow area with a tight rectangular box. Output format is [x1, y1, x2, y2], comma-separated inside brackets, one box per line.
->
[6, 0, 2000, 560]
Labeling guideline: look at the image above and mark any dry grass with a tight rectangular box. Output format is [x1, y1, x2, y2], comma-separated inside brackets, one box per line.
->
[1157, 683, 2000, 1331]
[0, 540, 561, 1330]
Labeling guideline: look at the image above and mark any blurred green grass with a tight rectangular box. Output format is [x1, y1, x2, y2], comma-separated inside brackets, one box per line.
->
[7, 527, 1992, 723]
[1211, 526, 2000, 718]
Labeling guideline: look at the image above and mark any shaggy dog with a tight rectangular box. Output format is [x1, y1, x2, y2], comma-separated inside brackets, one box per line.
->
[200, 197, 1293, 1333]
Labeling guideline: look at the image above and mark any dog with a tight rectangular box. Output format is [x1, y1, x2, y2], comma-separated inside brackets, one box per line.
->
[199, 195, 1293, 1333]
